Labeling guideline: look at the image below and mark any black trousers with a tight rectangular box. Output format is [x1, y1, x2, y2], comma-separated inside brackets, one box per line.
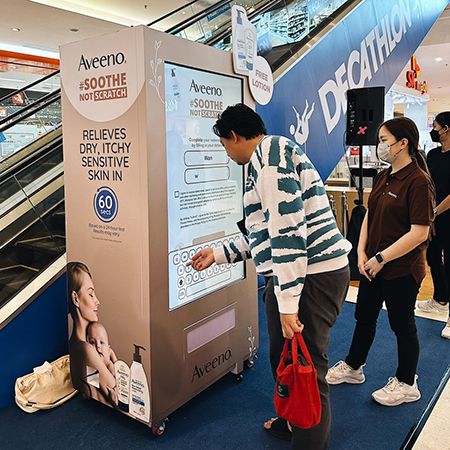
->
[264, 265, 350, 450]
[427, 218, 450, 305]
[345, 275, 420, 386]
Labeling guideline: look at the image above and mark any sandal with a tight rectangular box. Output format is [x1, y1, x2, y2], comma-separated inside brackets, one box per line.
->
[263, 417, 292, 441]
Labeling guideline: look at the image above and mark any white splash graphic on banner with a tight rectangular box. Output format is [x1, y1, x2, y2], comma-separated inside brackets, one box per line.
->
[289, 100, 315, 147]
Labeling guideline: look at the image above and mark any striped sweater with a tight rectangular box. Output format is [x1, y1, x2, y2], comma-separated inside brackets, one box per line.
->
[214, 135, 351, 314]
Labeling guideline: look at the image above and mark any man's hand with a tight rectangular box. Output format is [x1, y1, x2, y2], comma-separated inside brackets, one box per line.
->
[188, 248, 215, 271]
[280, 313, 304, 339]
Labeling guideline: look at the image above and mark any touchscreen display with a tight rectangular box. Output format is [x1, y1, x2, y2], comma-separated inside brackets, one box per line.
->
[165, 62, 245, 310]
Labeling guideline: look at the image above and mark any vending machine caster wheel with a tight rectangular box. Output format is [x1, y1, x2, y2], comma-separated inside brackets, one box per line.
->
[152, 420, 167, 437]
[245, 359, 255, 369]
[235, 373, 244, 382]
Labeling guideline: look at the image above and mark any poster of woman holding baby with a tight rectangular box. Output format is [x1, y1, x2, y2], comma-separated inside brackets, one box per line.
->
[67, 261, 118, 407]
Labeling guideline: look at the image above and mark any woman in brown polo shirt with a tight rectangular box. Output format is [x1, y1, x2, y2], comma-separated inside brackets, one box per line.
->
[326, 117, 435, 406]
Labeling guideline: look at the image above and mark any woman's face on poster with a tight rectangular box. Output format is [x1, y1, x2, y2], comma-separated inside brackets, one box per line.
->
[73, 271, 100, 322]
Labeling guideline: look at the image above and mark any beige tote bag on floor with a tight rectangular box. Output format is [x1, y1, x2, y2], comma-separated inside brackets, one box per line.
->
[15, 355, 77, 413]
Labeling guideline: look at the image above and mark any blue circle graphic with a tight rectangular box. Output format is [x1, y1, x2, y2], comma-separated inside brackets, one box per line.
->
[94, 187, 118, 223]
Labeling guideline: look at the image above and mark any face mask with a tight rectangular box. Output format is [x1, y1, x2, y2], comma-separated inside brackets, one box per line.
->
[377, 141, 402, 164]
[430, 129, 441, 143]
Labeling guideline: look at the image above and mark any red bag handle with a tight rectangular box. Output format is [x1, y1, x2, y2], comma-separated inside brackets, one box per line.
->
[281, 333, 314, 367]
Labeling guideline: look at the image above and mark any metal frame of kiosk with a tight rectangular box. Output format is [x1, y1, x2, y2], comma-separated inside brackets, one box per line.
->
[61, 26, 258, 434]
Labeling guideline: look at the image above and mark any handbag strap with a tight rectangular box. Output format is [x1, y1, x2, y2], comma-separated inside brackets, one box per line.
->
[294, 332, 314, 366]
[280, 338, 290, 365]
[281, 333, 314, 367]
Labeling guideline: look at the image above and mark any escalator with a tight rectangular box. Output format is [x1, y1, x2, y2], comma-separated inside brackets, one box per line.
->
[0, 74, 64, 311]
[0, 0, 359, 314]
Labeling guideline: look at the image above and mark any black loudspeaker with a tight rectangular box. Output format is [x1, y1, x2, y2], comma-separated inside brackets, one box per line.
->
[346, 87, 385, 145]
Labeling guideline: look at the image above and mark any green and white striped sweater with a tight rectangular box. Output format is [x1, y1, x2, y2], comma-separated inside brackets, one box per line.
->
[214, 135, 351, 314]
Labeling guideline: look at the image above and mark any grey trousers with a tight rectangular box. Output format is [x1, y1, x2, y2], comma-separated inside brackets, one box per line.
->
[264, 265, 350, 450]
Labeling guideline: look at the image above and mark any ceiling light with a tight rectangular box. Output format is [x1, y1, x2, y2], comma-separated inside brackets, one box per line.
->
[11, 27, 20, 32]
[435, 57, 443, 62]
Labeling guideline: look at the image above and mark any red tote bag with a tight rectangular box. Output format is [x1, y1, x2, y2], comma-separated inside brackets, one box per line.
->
[274, 333, 322, 429]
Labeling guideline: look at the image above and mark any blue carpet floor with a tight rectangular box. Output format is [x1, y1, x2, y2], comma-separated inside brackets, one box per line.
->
[0, 293, 448, 450]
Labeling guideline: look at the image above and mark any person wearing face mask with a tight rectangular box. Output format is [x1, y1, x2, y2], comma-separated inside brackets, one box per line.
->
[417, 111, 450, 339]
[326, 117, 435, 406]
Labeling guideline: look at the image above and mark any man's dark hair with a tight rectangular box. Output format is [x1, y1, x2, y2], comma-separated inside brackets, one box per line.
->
[213, 103, 266, 140]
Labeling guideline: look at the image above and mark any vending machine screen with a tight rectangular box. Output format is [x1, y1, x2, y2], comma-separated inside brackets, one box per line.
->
[165, 62, 245, 310]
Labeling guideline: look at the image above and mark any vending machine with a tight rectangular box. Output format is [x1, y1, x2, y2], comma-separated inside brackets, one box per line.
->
[60, 26, 258, 434]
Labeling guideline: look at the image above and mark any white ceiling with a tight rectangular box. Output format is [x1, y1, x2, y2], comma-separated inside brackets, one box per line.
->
[29, 0, 209, 27]
[0, 0, 126, 55]
[0, 0, 449, 114]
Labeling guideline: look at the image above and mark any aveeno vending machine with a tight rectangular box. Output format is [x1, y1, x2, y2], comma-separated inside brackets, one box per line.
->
[61, 26, 258, 434]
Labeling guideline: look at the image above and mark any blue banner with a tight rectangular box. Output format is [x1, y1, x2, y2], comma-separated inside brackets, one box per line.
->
[257, 0, 448, 180]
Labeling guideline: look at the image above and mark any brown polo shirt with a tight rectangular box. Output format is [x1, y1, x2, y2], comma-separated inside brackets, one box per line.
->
[367, 160, 435, 283]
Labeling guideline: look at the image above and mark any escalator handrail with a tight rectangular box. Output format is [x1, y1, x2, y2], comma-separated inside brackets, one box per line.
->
[165, 0, 234, 35]
[0, 126, 61, 180]
[0, 89, 61, 132]
[147, 0, 201, 27]
[0, 70, 60, 104]
[0, 133, 62, 184]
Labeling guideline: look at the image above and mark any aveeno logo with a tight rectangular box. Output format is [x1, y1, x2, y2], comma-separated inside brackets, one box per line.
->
[191, 349, 232, 382]
[78, 52, 126, 71]
[189, 79, 223, 96]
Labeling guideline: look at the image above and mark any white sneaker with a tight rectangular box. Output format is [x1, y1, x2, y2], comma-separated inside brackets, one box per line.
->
[416, 299, 448, 314]
[326, 360, 365, 385]
[441, 318, 450, 339]
[372, 376, 421, 406]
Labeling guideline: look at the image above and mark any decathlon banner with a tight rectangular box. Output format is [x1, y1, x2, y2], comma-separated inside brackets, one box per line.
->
[257, 0, 447, 180]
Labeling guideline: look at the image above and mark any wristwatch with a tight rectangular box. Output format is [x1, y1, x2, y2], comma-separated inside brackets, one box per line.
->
[375, 252, 385, 264]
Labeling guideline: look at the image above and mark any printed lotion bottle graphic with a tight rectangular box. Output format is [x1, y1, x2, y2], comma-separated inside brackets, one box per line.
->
[114, 360, 130, 412]
[171, 68, 180, 98]
[235, 9, 247, 71]
[245, 28, 255, 71]
[129, 345, 150, 422]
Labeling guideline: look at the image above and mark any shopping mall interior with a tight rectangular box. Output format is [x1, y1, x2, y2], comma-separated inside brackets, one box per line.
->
[0, 1, 449, 449]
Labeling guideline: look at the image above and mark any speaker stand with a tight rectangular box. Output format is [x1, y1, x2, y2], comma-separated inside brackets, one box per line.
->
[357, 145, 364, 205]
